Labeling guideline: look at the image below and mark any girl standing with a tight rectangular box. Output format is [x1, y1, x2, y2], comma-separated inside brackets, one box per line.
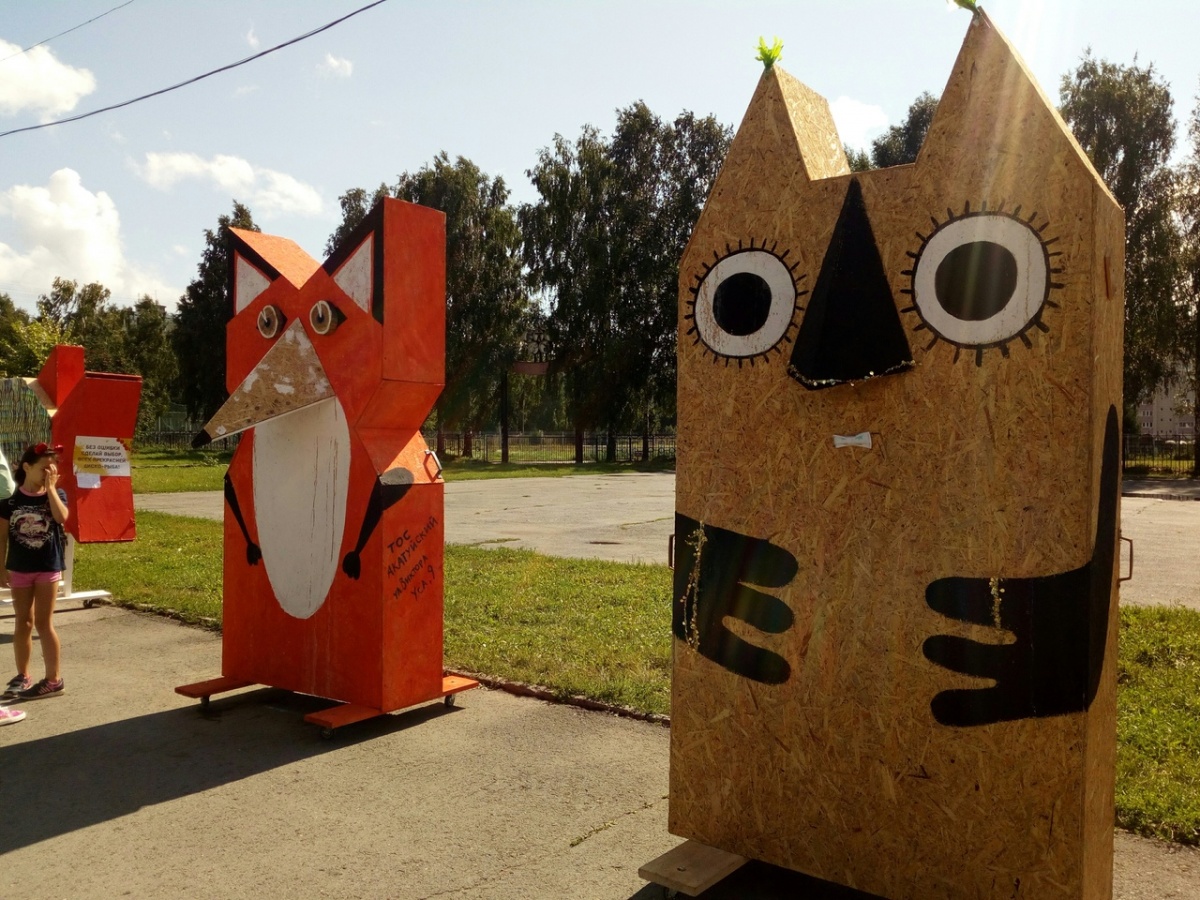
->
[1, 442, 70, 701]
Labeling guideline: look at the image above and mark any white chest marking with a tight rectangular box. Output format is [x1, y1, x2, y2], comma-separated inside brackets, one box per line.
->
[252, 398, 350, 619]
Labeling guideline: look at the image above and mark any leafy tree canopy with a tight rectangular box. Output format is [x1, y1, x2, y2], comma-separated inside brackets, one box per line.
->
[172, 201, 257, 420]
[1060, 52, 1183, 405]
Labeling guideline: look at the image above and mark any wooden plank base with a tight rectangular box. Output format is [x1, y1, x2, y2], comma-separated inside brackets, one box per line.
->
[441, 674, 479, 697]
[174, 676, 254, 700]
[639, 840, 747, 897]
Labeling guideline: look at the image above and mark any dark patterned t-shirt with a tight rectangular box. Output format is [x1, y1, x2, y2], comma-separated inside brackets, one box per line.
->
[0, 487, 68, 573]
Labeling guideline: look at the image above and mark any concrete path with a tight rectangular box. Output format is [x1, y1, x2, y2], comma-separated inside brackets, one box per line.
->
[136, 473, 1200, 610]
[2, 604, 1198, 899]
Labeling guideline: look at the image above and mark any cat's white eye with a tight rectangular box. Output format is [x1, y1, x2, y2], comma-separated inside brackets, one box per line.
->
[906, 209, 1058, 358]
[689, 247, 804, 362]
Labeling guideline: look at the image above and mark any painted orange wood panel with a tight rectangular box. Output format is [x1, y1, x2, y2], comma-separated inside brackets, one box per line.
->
[209, 198, 449, 716]
[44, 354, 141, 543]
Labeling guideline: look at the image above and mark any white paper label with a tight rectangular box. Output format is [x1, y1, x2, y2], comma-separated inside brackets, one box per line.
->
[76, 472, 101, 489]
[833, 432, 873, 449]
[74, 436, 131, 478]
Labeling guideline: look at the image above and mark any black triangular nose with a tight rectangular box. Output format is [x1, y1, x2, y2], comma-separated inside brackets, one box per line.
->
[788, 178, 913, 389]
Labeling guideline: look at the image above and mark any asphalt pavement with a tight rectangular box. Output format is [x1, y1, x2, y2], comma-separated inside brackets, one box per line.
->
[3, 472, 1200, 898]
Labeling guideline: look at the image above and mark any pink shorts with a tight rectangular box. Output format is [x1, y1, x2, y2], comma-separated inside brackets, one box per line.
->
[7, 570, 62, 589]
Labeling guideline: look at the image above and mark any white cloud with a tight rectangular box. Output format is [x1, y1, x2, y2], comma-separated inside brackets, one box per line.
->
[0, 169, 176, 307]
[234, 85, 260, 98]
[246, 27, 260, 49]
[135, 152, 323, 217]
[829, 96, 889, 153]
[0, 39, 96, 120]
[317, 53, 353, 78]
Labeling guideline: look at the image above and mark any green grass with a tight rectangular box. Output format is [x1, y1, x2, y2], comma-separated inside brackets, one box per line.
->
[128, 448, 674, 492]
[443, 546, 671, 713]
[73, 511, 224, 625]
[1116, 605, 1200, 844]
[75, 515, 1200, 846]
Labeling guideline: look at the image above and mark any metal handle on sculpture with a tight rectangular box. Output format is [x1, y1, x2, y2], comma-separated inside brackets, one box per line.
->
[424, 449, 443, 481]
[1119, 534, 1134, 583]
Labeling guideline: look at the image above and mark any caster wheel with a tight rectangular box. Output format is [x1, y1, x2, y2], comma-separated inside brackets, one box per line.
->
[320, 727, 335, 741]
[444, 694, 457, 708]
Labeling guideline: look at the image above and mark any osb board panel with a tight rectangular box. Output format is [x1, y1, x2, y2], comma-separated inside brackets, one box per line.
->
[671, 12, 1122, 900]
[1082, 182, 1125, 900]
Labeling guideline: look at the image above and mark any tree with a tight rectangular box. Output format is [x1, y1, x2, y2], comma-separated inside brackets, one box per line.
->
[324, 183, 390, 257]
[871, 91, 939, 167]
[35, 277, 126, 373]
[521, 104, 730, 461]
[607, 104, 730, 455]
[173, 202, 257, 421]
[1177, 84, 1200, 471]
[329, 156, 529, 455]
[0, 293, 31, 375]
[120, 298, 179, 432]
[1060, 53, 1184, 408]
[394, 154, 528, 454]
[844, 144, 872, 172]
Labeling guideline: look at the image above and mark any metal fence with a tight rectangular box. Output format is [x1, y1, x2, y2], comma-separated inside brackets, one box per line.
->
[136, 423, 674, 464]
[1124, 434, 1195, 476]
[426, 432, 676, 464]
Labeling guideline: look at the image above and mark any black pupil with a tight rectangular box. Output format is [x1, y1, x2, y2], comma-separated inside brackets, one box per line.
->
[315, 305, 327, 323]
[713, 272, 772, 336]
[934, 240, 1018, 321]
[260, 310, 274, 330]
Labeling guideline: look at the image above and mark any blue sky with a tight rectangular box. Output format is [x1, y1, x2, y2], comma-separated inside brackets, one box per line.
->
[0, 0, 1197, 315]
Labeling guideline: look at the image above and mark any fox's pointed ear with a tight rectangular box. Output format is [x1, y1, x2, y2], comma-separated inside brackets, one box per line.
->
[227, 227, 320, 314]
[324, 204, 385, 323]
[332, 233, 374, 314]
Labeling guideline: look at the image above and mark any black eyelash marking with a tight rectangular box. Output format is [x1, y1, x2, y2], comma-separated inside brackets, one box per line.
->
[901, 200, 1064, 366]
[685, 240, 806, 366]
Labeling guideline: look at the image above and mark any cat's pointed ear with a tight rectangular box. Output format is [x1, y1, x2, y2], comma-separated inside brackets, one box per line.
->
[227, 227, 319, 314]
[916, 11, 1112, 202]
[689, 66, 849, 247]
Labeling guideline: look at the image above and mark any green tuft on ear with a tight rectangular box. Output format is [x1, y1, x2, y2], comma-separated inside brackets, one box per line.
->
[755, 36, 784, 70]
[953, 0, 981, 13]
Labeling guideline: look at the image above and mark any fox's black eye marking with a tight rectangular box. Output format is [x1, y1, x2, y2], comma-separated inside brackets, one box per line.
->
[310, 299, 345, 336]
[257, 304, 285, 339]
[686, 240, 807, 367]
[902, 202, 1063, 366]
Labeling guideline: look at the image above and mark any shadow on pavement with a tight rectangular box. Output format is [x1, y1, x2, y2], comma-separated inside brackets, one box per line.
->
[0, 688, 457, 855]
[628, 860, 885, 899]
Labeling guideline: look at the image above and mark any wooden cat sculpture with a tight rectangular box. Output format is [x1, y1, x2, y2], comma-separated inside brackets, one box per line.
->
[668, 12, 1123, 899]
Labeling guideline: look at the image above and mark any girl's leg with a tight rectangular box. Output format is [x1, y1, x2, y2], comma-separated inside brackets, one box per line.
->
[31, 579, 59, 682]
[10, 584, 33, 676]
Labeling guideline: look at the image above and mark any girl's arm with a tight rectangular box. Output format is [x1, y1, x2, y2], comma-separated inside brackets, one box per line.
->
[45, 464, 69, 525]
[0, 509, 9, 587]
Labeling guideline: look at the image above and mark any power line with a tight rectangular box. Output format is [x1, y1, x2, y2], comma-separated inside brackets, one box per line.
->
[0, 0, 137, 64]
[0, 0, 391, 140]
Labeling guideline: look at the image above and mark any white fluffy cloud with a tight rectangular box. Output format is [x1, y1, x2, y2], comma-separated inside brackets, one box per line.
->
[136, 152, 323, 217]
[317, 53, 353, 78]
[246, 27, 260, 50]
[829, 96, 889, 153]
[0, 39, 96, 120]
[0, 169, 175, 307]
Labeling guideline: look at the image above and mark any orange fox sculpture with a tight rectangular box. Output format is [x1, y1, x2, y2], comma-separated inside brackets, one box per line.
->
[191, 199, 452, 714]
